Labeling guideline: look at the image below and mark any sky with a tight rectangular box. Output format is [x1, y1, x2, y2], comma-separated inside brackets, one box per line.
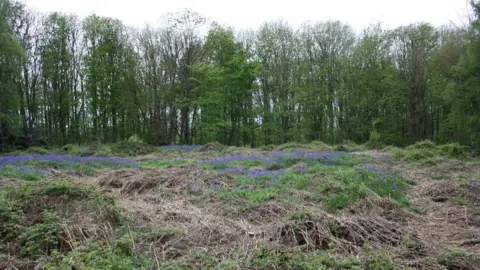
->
[24, 0, 472, 32]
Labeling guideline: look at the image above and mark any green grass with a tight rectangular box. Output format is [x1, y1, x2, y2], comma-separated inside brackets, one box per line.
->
[0, 164, 43, 181]
[249, 247, 363, 269]
[306, 164, 410, 210]
[0, 180, 174, 269]
[140, 159, 193, 168]
[16, 158, 136, 177]
[26, 146, 52, 154]
[435, 248, 480, 269]
[45, 241, 152, 270]
[389, 140, 470, 163]
[430, 174, 450, 180]
[211, 158, 410, 212]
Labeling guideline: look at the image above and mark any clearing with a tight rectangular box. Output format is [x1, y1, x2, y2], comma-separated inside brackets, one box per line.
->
[0, 141, 479, 269]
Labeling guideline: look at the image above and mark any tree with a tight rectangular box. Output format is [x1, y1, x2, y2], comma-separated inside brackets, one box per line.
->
[194, 25, 259, 146]
[256, 20, 297, 144]
[0, 0, 24, 151]
[450, 5, 480, 149]
[348, 24, 400, 145]
[296, 21, 356, 143]
[391, 23, 439, 143]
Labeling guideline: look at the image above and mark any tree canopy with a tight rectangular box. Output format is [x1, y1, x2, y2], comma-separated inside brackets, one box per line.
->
[1, 0, 479, 152]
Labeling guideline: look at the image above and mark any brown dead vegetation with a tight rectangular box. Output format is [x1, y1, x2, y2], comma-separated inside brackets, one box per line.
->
[0, 260, 37, 270]
[7, 153, 472, 269]
[97, 166, 233, 196]
[91, 156, 480, 269]
[199, 142, 227, 152]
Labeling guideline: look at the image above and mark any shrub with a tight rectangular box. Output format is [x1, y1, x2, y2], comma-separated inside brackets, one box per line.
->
[307, 141, 333, 150]
[363, 249, 395, 270]
[111, 141, 155, 157]
[26, 147, 50, 154]
[45, 241, 152, 270]
[436, 248, 480, 270]
[334, 141, 365, 152]
[250, 247, 361, 269]
[259, 144, 275, 151]
[406, 140, 436, 150]
[19, 211, 61, 257]
[127, 134, 144, 143]
[438, 143, 467, 158]
[366, 129, 382, 149]
[0, 180, 121, 259]
[403, 149, 436, 162]
[275, 142, 302, 150]
[61, 144, 79, 154]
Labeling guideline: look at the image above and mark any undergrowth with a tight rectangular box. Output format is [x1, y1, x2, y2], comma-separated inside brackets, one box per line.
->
[1, 142, 477, 269]
[387, 140, 470, 163]
[0, 181, 121, 260]
[212, 154, 410, 212]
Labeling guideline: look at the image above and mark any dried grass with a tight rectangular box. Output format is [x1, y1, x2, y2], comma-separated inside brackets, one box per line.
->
[97, 166, 233, 196]
[0, 260, 39, 270]
[53, 151, 479, 268]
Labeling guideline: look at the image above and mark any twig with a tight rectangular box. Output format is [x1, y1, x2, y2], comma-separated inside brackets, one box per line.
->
[459, 239, 480, 247]
[153, 248, 161, 269]
[128, 225, 136, 251]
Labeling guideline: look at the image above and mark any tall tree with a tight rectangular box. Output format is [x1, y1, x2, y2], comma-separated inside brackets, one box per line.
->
[391, 24, 438, 143]
[194, 25, 259, 146]
[0, 0, 24, 151]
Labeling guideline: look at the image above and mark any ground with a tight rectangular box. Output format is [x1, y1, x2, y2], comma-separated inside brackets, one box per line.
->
[0, 141, 479, 269]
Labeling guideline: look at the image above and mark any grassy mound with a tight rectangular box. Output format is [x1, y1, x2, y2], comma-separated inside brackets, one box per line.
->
[387, 140, 470, 164]
[0, 181, 120, 259]
[0, 180, 154, 269]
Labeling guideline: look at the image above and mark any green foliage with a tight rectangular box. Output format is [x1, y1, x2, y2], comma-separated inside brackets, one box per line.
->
[127, 134, 143, 143]
[259, 144, 275, 151]
[140, 159, 191, 168]
[310, 165, 410, 210]
[62, 144, 80, 154]
[388, 141, 469, 163]
[403, 149, 436, 162]
[0, 164, 42, 181]
[0, 180, 121, 259]
[111, 141, 155, 157]
[438, 143, 468, 158]
[45, 241, 152, 270]
[362, 249, 395, 270]
[366, 123, 382, 149]
[435, 248, 480, 269]
[19, 211, 60, 257]
[250, 247, 362, 269]
[0, 2, 479, 153]
[308, 141, 333, 150]
[335, 140, 365, 152]
[26, 147, 51, 154]
[275, 142, 303, 150]
[406, 140, 437, 150]
[211, 154, 408, 212]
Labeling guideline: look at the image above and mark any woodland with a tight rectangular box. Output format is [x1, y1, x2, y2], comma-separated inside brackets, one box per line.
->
[2, 2, 480, 269]
[1, 0, 480, 151]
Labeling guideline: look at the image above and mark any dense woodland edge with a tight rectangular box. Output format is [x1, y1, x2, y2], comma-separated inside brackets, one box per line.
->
[1, 0, 480, 153]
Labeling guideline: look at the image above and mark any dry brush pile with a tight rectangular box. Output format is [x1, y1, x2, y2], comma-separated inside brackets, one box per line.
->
[1, 146, 480, 269]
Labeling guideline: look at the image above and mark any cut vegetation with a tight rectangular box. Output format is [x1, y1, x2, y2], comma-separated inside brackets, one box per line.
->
[1, 142, 479, 269]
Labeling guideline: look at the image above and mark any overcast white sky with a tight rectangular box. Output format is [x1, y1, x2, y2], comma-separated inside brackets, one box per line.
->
[24, 0, 472, 32]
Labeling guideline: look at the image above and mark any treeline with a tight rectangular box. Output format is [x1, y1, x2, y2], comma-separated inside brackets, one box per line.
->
[1, 0, 479, 151]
